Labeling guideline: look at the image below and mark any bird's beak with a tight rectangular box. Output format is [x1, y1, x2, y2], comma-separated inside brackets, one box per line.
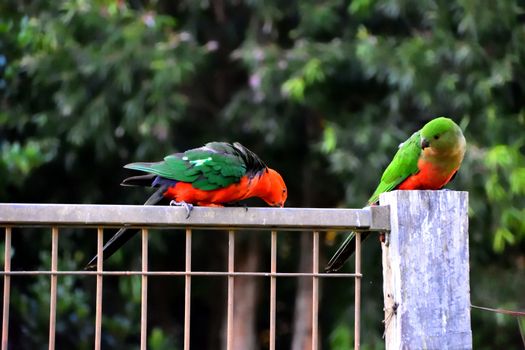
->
[420, 137, 430, 149]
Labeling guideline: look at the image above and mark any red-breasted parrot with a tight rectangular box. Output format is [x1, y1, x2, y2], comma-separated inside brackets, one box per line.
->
[86, 142, 287, 269]
[325, 117, 466, 272]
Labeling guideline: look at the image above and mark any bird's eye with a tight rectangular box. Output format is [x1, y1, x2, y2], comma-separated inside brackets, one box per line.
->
[433, 135, 440, 140]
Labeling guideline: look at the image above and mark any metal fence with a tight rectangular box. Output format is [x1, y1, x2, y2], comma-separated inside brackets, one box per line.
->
[0, 203, 390, 350]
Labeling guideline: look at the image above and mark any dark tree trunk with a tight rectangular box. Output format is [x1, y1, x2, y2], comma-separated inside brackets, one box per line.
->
[291, 232, 314, 350]
[222, 236, 260, 350]
[292, 111, 321, 350]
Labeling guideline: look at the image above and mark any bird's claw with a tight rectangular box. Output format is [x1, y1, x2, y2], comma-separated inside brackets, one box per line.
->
[184, 204, 193, 219]
[170, 200, 194, 219]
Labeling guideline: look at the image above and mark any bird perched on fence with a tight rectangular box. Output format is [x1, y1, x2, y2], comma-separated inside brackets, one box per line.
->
[325, 117, 466, 272]
[85, 141, 287, 270]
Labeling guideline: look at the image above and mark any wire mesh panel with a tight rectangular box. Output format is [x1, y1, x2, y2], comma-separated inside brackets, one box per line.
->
[0, 204, 390, 349]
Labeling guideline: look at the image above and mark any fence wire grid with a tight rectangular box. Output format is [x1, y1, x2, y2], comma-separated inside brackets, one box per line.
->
[0, 203, 390, 350]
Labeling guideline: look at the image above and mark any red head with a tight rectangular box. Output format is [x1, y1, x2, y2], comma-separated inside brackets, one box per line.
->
[256, 168, 288, 207]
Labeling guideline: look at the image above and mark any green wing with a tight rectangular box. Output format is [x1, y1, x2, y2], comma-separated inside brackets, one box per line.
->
[367, 131, 422, 204]
[124, 142, 247, 191]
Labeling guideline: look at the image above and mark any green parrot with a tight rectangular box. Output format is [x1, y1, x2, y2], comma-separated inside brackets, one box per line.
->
[325, 117, 466, 272]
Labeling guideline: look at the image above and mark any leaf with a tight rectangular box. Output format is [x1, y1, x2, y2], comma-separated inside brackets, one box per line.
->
[485, 145, 516, 168]
[509, 167, 525, 195]
[329, 322, 352, 350]
[303, 58, 324, 84]
[493, 227, 515, 252]
[281, 77, 305, 101]
[322, 123, 337, 154]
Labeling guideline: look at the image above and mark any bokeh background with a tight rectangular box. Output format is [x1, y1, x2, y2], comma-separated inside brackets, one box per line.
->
[1, 0, 524, 349]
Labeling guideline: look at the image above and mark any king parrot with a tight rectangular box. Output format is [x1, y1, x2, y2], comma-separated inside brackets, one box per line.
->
[86, 141, 287, 269]
[325, 117, 466, 272]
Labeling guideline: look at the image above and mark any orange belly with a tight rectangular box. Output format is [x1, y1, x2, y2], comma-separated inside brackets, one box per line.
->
[163, 176, 252, 206]
[397, 159, 458, 190]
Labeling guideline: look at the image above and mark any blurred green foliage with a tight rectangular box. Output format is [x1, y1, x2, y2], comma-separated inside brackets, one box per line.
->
[1, 0, 524, 349]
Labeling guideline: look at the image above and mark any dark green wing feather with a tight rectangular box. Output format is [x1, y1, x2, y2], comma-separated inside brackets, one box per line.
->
[367, 131, 422, 204]
[124, 142, 265, 191]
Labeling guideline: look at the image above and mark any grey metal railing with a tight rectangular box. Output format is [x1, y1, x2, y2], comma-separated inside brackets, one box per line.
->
[0, 203, 390, 350]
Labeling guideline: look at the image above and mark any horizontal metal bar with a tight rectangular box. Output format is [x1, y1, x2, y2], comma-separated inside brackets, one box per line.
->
[0, 204, 390, 231]
[0, 271, 360, 277]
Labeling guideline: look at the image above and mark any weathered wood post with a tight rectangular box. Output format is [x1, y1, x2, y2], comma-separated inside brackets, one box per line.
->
[380, 190, 472, 350]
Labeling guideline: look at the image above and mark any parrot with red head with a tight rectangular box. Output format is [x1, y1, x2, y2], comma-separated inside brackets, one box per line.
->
[86, 142, 287, 269]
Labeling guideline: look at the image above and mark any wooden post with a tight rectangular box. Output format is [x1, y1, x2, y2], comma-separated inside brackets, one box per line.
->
[380, 190, 472, 350]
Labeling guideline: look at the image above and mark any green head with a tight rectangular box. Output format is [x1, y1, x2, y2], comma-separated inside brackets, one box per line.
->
[420, 117, 466, 156]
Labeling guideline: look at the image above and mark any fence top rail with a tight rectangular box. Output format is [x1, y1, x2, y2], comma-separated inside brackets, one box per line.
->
[0, 203, 390, 231]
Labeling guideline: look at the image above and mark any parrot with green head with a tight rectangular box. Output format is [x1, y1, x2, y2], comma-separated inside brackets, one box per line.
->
[325, 117, 466, 272]
[86, 141, 287, 269]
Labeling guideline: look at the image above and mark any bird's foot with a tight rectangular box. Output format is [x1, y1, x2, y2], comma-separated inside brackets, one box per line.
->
[170, 200, 194, 219]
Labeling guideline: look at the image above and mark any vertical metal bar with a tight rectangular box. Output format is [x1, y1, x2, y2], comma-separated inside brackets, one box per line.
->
[2, 227, 12, 350]
[140, 228, 148, 350]
[312, 231, 319, 350]
[354, 231, 362, 350]
[48, 227, 58, 350]
[94, 227, 103, 350]
[269, 230, 277, 350]
[226, 230, 235, 350]
[184, 228, 192, 350]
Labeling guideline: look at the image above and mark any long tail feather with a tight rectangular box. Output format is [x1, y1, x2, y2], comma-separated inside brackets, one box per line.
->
[84, 186, 167, 270]
[324, 231, 371, 273]
[121, 174, 156, 187]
